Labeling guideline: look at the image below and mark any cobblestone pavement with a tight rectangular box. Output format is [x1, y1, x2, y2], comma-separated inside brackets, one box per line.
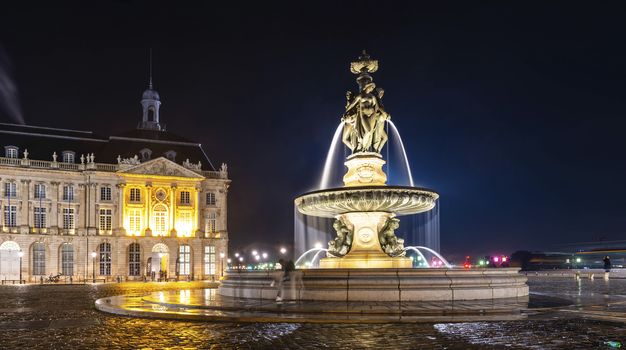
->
[0, 279, 624, 349]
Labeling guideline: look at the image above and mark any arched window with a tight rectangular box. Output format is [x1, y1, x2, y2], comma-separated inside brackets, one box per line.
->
[128, 243, 141, 276]
[178, 244, 191, 275]
[4, 146, 19, 159]
[99, 243, 111, 276]
[164, 150, 177, 162]
[32, 242, 45, 275]
[0, 241, 20, 280]
[139, 148, 152, 162]
[152, 204, 168, 236]
[61, 243, 73, 276]
[147, 108, 155, 121]
[61, 151, 75, 164]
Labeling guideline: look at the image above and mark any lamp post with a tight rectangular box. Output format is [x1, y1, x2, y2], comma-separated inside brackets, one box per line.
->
[219, 252, 225, 277]
[17, 250, 23, 284]
[91, 251, 97, 283]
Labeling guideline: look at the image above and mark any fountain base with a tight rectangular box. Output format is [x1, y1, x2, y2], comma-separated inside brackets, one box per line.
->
[321, 211, 412, 268]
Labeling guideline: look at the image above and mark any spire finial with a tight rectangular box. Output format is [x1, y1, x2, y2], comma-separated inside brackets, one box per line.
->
[148, 48, 153, 89]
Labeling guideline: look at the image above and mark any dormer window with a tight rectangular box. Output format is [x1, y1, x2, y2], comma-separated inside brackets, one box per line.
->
[62, 151, 75, 163]
[139, 148, 152, 162]
[164, 150, 176, 162]
[4, 146, 18, 159]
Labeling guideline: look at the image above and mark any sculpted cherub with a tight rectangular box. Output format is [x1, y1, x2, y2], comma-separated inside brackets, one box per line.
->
[328, 218, 353, 257]
[379, 217, 406, 257]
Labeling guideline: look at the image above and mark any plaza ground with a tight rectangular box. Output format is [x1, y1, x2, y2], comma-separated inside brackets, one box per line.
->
[0, 278, 624, 349]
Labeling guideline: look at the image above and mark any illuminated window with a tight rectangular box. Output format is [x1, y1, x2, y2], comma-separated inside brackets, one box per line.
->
[206, 192, 216, 206]
[153, 205, 167, 236]
[204, 245, 216, 275]
[4, 146, 18, 159]
[179, 244, 191, 275]
[62, 185, 74, 201]
[99, 209, 112, 231]
[62, 208, 75, 230]
[4, 182, 16, 198]
[100, 186, 111, 201]
[180, 191, 190, 205]
[33, 242, 45, 275]
[61, 243, 73, 276]
[128, 243, 141, 276]
[99, 243, 111, 276]
[3, 205, 16, 227]
[129, 209, 142, 234]
[34, 207, 46, 228]
[207, 212, 217, 233]
[177, 211, 192, 236]
[34, 184, 46, 199]
[61, 151, 75, 164]
[129, 188, 141, 202]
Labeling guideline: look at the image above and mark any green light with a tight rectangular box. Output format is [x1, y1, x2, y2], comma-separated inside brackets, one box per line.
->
[576, 257, 581, 263]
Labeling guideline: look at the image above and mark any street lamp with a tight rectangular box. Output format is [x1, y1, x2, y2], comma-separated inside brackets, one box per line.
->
[234, 252, 239, 258]
[252, 250, 258, 256]
[91, 251, 97, 283]
[280, 247, 287, 255]
[238, 256, 244, 271]
[17, 250, 23, 284]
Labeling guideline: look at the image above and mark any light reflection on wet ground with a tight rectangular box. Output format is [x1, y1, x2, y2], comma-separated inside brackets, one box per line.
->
[0, 278, 624, 349]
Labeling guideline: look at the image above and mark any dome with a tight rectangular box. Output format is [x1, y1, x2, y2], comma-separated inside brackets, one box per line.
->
[142, 88, 160, 101]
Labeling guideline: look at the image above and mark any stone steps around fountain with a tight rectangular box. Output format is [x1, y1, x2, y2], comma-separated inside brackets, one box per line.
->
[218, 268, 528, 302]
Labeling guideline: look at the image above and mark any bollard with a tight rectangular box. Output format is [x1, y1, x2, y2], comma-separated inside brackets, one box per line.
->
[604, 272, 610, 280]
[575, 271, 580, 280]
[589, 273, 594, 280]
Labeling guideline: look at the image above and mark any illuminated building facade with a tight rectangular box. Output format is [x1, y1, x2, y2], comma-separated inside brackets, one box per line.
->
[0, 82, 230, 282]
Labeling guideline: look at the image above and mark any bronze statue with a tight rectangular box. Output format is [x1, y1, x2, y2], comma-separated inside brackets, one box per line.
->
[341, 51, 390, 154]
[378, 217, 406, 257]
[327, 217, 353, 257]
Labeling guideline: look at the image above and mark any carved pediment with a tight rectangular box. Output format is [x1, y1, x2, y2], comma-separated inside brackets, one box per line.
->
[117, 157, 204, 179]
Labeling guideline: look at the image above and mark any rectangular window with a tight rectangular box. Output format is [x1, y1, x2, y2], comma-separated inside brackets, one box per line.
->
[129, 209, 142, 234]
[62, 185, 74, 201]
[204, 245, 216, 275]
[34, 207, 46, 229]
[99, 209, 112, 231]
[62, 208, 75, 230]
[129, 243, 141, 276]
[100, 186, 111, 201]
[129, 188, 141, 202]
[4, 182, 16, 198]
[34, 184, 46, 199]
[179, 245, 191, 275]
[153, 210, 167, 236]
[207, 212, 217, 233]
[3, 205, 16, 227]
[206, 192, 216, 206]
[33, 242, 45, 275]
[177, 211, 192, 236]
[62, 152, 74, 163]
[99, 243, 112, 276]
[61, 244, 73, 276]
[180, 191, 190, 205]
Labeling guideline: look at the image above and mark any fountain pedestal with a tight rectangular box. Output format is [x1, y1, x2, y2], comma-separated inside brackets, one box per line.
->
[319, 212, 412, 268]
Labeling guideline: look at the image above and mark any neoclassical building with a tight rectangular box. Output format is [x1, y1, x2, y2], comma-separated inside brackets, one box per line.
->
[0, 81, 230, 282]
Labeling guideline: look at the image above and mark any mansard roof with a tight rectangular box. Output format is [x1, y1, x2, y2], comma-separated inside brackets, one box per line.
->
[0, 123, 215, 170]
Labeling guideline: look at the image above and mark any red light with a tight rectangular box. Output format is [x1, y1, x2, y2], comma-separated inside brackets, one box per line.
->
[493, 257, 499, 262]
[464, 263, 470, 269]
[502, 257, 507, 262]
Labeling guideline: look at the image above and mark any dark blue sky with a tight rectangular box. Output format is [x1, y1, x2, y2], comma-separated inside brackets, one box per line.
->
[1, 2, 626, 257]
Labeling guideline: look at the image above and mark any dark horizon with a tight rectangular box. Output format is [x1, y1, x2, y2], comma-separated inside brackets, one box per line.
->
[2, 2, 626, 259]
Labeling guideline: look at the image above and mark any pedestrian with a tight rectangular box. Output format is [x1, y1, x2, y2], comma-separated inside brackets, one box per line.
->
[275, 258, 296, 302]
[603, 255, 611, 280]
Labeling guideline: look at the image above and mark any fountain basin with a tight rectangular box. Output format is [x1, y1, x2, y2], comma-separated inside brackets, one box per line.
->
[295, 185, 439, 218]
[218, 268, 528, 302]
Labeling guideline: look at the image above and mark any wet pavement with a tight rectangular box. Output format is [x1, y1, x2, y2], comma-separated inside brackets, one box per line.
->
[0, 277, 624, 349]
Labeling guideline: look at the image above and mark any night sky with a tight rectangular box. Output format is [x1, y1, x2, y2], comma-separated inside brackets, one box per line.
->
[1, 2, 626, 258]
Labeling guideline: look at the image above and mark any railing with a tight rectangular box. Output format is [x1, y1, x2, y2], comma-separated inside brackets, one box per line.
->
[0, 156, 229, 179]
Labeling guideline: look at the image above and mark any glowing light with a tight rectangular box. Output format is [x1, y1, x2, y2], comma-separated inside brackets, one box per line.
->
[254, 255, 260, 261]
[235, 253, 239, 258]
[280, 247, 287, 254]
[227, 258, 232, 263]
[576, 257, 581, 263]
[238, 257, 243, 262]
[502, 257, 508, 262]
[493, 257, 499, 263]
[262, 252, 268, 259]
[219, 252, 225, 258]
[252, 250, 258, 256]
[91, 251, 97, 259]
[314, 242, 322, 249]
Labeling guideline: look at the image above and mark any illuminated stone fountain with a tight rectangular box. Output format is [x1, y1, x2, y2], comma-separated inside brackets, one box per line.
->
[218, 52, 528, 302]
